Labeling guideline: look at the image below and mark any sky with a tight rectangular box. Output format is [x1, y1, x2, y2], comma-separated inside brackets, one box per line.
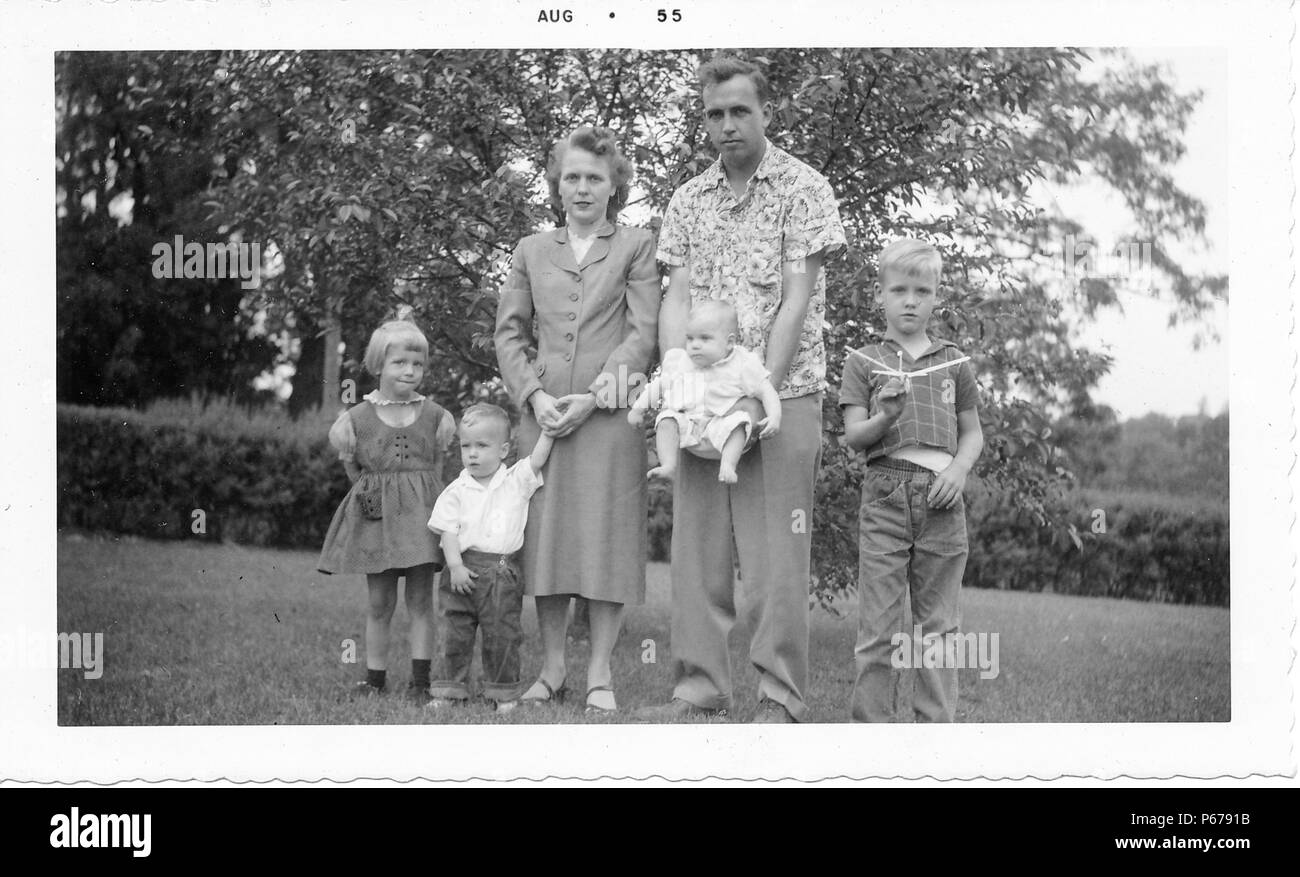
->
[1045, 47, 1228, 420]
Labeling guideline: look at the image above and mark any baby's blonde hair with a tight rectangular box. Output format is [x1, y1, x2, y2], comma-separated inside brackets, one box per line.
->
[878, 238, 943, 280]
[688, 299, 740, 338]
[363, 320, 428, 376]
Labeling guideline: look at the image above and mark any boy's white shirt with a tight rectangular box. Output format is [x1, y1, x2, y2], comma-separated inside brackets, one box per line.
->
[426, 458, 543, 555]
[636, 346, 771, 416]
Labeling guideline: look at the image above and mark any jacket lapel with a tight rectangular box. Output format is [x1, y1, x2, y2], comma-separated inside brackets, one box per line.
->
[579, 222, 616, 269]
[547, 227, 581, 276]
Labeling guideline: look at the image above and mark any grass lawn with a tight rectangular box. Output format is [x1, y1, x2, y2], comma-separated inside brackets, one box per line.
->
[56, 532, 1229, 724]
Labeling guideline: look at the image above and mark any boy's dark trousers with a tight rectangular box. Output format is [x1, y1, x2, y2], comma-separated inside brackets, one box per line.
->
[429, 550, 523, 702]
[852, 457, 967, 723]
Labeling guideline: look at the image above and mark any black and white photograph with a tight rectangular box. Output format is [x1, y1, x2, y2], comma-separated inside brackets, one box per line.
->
[3, 0, 1294, 782]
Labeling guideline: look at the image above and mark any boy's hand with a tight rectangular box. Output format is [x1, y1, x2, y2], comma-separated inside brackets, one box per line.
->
[877, 377, 909, 422]
[757, 411, 781, 438]
[627, 407, 645, 428]
[928, 461, 968, 509]
[448, 564, 477, 594]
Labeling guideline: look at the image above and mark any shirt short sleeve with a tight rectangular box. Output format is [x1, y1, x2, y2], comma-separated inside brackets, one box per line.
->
[327, 410, 357, 461]
[838, 350, 875, 411]
[508, 458, 544, 499]
[427, 483, 462, 536]
[782, 176, 847, 264]
[737, 348, 773, 396]
[955, 358, 979, 412]
[655, 188, 692, 267]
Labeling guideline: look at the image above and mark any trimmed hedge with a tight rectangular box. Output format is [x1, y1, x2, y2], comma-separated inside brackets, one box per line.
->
[58, 402, 355, 548]
[59, 402, 1228, 607]
[965, 487, 1229, 606]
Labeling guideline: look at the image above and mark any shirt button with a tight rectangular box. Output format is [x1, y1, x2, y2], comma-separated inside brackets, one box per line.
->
[567, 312, 576, 321]
[569, 293, 579, 301]
[565, 332, 574, 341]
[564, 353, 572, 362]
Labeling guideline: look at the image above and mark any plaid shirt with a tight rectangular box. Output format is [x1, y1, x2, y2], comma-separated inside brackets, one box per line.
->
[839, 337, 979, 462]
[656, 140, 847, 399]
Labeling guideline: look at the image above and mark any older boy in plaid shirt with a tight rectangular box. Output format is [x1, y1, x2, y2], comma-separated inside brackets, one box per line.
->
[840, 239, 983, 722]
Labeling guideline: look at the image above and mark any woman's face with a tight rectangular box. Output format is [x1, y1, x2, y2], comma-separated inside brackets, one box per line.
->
[558, 147, 614, 228]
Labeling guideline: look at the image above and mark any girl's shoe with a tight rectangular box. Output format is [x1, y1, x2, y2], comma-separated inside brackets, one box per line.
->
[585, 685, 617, 713]
[518, 676, 567, 705]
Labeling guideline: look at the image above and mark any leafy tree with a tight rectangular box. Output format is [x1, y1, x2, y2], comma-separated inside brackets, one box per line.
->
[56, 52, 277, 406]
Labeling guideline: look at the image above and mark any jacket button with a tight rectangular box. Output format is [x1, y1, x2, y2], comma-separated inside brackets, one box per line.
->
[565, 332, 574, 341]
[569, 293, 579, 301]
[567, 312, 576, 320]
[564, 353, 572, 362]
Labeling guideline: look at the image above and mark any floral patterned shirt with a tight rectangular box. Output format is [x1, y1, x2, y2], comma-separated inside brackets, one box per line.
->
[657, 140, 847, 399]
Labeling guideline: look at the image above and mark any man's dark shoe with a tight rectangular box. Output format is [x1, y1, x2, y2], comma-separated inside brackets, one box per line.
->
[750, 698, 795, 723]
[404, 681, 433, 705]
[633, 698, 729, 723]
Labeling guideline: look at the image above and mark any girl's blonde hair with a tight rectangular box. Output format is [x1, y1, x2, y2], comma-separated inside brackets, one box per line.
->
[363, 320, 429, 376]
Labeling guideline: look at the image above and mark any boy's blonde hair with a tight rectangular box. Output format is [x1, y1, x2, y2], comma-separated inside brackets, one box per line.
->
[363, 320, 429, 376]
[459, 403, 512, 443]
[878, 238, 943, 280]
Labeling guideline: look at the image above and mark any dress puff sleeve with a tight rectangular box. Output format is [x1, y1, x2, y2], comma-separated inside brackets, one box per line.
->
[435, 407, 458, 451]
[327, 410, 357, 462]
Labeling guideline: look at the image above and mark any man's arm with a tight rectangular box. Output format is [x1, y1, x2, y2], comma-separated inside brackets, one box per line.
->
[658, 264, 691, 353]
[766, 251, 823, 390]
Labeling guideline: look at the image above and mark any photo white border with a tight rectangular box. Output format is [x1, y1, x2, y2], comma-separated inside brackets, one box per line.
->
[1, 0, 1292, 783]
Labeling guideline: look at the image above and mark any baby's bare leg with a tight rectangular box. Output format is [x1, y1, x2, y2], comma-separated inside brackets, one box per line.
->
[717, 425, 748, 484]
[649, 418, 681, 480]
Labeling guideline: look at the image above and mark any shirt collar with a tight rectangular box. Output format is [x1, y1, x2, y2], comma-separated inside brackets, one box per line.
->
[457, 462, 510, 492]
[708, 139, 779, 190]
[879, 336, 956, 361]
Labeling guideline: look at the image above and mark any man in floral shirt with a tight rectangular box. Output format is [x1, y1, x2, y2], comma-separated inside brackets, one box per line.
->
[641, 56, 847, 723]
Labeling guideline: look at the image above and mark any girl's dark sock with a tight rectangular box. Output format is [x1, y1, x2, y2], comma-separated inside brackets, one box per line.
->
[366, 668, 387, 690]
[411, 659, 432, 688]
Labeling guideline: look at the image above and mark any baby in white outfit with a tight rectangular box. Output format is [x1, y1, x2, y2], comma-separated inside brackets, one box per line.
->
[628, 300, 782, 483]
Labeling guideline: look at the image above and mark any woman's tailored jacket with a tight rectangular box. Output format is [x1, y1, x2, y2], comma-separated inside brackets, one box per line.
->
[495, 222, 660, 406]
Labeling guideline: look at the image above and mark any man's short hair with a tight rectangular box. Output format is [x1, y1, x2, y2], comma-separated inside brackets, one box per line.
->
[878, 238, 943, 280]
[459, 403, 512, 442]
[697, 55, 773, 104]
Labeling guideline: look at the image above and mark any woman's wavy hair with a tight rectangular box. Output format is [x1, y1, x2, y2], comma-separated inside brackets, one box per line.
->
[545, 126, 634, 222]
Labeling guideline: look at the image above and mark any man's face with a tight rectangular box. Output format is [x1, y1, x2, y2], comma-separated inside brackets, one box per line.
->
[702, 74, 771, 170]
